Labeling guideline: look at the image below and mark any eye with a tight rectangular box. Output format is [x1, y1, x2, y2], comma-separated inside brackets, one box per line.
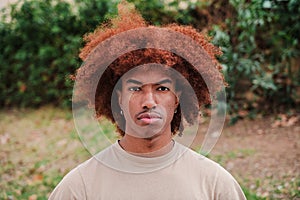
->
[157, 86, 170, 91]
[128, 87, 141, 91]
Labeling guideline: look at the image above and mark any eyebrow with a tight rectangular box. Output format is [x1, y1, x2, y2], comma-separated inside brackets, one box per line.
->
[126, 79, 173, 85]
[156, 79, 172, 85]
[126, 79, 143, 85]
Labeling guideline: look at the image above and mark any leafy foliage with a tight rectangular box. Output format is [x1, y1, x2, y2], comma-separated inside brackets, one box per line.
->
[0, 0, 299, 114]
[210, 0, 300, 115]
[0, 0, 117, 107]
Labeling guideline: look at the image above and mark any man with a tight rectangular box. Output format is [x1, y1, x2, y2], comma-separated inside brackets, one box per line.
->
[49, 1, 246, 199]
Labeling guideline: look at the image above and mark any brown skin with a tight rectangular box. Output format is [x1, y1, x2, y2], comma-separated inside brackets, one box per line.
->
[117, 66, 180, 153]
[75, 2, 225, 142]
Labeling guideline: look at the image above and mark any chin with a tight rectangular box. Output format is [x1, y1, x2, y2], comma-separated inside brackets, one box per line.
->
[128, 125, 165, 139]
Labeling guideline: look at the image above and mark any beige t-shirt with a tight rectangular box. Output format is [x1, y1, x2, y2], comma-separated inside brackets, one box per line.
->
[49, 142, 246, 200]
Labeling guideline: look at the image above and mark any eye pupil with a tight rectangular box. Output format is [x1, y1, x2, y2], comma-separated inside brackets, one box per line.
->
[129, 87, 140, 91]
[158, 86, 169, 91]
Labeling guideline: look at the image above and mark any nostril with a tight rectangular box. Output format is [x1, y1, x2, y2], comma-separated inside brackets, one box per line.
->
[143, 105, 156, 110]
[142, 98, 157, 109]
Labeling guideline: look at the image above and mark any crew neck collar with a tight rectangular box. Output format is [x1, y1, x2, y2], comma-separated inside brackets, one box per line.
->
[94, 140, 188, 173]
[117, 139, 175, 158]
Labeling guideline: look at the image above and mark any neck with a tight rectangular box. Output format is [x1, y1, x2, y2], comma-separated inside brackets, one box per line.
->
[119, 131, 173, 157]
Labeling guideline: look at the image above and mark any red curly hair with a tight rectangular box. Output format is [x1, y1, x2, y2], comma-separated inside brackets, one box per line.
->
[75, 1, 224, 136]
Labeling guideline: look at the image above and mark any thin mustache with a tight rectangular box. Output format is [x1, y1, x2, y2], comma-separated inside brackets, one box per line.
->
[136, 110, 162, 118]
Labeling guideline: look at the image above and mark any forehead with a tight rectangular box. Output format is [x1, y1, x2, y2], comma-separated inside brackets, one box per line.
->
[121, 65, 175, 84]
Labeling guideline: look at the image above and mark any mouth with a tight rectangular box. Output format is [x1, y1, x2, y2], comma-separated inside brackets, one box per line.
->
[137, 112, 162, 124]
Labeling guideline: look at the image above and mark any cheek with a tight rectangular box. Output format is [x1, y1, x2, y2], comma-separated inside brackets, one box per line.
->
[119, 92, 131, 113]
[127, 96, 139, 117]
[163, 96, 177, 113]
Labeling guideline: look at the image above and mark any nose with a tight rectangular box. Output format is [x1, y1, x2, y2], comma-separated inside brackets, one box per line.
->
[141, 90, 157, 110]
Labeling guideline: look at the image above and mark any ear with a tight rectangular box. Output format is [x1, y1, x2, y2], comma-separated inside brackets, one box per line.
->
[175, 91, 182, 107]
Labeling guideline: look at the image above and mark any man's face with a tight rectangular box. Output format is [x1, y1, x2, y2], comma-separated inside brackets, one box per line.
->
[117, 66, 180, 138]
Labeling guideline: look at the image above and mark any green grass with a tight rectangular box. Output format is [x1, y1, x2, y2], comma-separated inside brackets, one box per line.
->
[242, 186, 266, 200]
[207, 150, 300, 200]
[0, 107, 299, 199]
[0, 106, 89, 199]
[206, 148, 256, 166]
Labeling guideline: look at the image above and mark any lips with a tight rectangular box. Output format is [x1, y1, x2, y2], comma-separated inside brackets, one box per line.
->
[137, 112, 162, 124]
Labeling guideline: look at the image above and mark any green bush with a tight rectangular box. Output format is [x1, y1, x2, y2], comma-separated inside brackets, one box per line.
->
[1, 0, 299, 114]
[127, 0, 200, 25]
[0, 0, 117, 107]
[210, 0, 300, 115]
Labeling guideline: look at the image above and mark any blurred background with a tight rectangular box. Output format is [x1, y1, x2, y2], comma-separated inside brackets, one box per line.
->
[0, 0, 299, 199]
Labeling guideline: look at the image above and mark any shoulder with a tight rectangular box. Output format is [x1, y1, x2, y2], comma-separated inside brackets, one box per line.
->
[48, 145, 115, 199]
[48, 165, 87, 200]
[177, 144, 222, 172]
[179, 146, 231, 176]
[48, 153, 104, 199]
[178, 145, 246, 199]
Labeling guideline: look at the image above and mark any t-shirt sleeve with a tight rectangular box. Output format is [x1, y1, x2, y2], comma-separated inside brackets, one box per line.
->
[213, 165, 246, 200]
[48, 167, 86, 200]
